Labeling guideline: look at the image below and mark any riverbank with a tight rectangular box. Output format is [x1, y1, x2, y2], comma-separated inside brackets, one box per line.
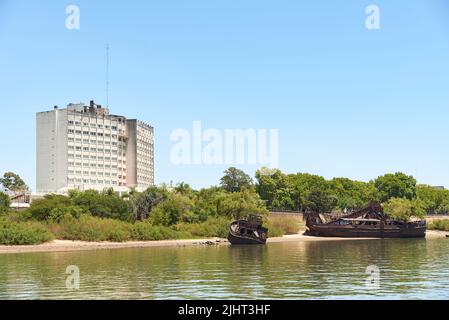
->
[1, 230, 447, 254]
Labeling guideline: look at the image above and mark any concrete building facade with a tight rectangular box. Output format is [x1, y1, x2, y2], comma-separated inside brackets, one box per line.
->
[36, 101, 154, 193]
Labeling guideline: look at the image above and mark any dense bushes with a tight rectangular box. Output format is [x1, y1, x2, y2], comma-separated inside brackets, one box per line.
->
[6, 166, 447, 246]
[25, 194, 74, 221]
[0, 192, 11, 215]
[69, 189, 131, 221]
[417, 185, 449, 215]
[150, 193, 195, 226]
[23, 189, 132, 223]
[0, 218, 53, 245]
[47, 215, 225, 242]
[131, 222, 191, 241]
[255, 168, 449, 218]
[48, 215, 132, 242]
[383, 198, 426, 222]
[175, 217, 230, 238]
[428, 219, 449, 231]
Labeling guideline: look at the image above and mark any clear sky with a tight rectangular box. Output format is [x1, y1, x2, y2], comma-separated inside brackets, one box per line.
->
[1, 0, 449, 190]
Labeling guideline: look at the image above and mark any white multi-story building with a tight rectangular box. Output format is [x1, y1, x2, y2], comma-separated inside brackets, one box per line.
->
[36, 101, 154, 193]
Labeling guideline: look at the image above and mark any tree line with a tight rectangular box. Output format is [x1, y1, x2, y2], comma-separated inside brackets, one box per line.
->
[1, 168, 448, 224]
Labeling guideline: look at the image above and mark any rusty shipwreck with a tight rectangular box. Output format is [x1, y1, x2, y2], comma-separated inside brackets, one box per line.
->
[304, 202, 426, 238]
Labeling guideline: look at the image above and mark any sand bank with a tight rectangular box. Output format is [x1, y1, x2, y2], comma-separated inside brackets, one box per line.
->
[0, 230, 447, 255]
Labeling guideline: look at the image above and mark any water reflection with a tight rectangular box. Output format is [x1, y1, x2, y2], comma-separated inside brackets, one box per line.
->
[1, 238, 449, 300]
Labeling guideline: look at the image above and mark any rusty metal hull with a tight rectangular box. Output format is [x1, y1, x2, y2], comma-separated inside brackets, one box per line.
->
[227, 231, 267, 245]
[307, 224, 426, 238]
[227, 219, 268, 245]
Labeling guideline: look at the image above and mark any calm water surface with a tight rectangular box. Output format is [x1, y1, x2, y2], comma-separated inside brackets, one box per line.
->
[1, 238, 449, 300]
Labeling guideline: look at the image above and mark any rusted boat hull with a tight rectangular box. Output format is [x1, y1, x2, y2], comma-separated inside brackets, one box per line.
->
[227, 218, 268, 245]
[227, 231, 267, 245]
[307, 225, 426, 238]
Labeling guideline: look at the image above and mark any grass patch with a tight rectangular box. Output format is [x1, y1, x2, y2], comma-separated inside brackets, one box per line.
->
[0, 218, 54, 245]
[48, 215, 194, 242]
[131, 222, 191, 241]
[175, 217, 230, 238]
[266, 215, 304, 236]
[47, 215, 132, 242]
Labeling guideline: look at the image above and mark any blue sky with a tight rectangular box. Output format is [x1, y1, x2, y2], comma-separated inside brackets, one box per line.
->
[1, 0, 449, 190]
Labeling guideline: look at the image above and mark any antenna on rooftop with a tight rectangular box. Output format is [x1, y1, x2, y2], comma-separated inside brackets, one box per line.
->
[106, 44, 110, 108]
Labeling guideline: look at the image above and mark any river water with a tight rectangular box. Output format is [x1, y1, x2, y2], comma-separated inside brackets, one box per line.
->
[1, 238, 449, 300]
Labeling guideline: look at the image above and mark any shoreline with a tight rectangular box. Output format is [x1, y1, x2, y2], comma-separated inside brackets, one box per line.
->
[0, 230, 447, 255]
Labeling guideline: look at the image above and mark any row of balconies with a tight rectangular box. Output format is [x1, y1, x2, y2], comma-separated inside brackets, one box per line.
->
[67, 120, 121, 131]
[68, 179, 119, 186]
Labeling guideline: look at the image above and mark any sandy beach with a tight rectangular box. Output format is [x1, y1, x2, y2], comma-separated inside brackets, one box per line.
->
[0, 230, 447, 255]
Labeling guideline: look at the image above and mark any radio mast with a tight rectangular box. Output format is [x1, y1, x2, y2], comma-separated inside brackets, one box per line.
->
[106, 44, 110, 108]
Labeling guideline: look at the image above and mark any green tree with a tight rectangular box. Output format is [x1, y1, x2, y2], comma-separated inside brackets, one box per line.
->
[48, 205, 85, 222]
[383, 197, 426, 222]
[0, 172, 28, 192]
[416, 185, 449, 215]
[0, 192, 11, 215]
[150, 193, 194, 226]
[256, 168, 293, 209]
[374, 172, 417, 202]
[130, 186, 168, 221]
[26, 194, 74, 221]
[174, 182, 197, 199]
[329, 178, 378, 211]
[69, 188, 131, 221]
[217, 188, 268, 220]
[220, 167, 253, 193]
[193, 187, 227, 221]
[288, 173, 336, 213]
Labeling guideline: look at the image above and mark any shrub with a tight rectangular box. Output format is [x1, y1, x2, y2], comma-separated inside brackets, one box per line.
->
[48, 216, 193, 242]
[131, 222, 191, 241]
[25, 194, 73, 221]
[69, 189, 132, 221]
[0, 192, 11, 215]
[266, 225, 284, 238]
[49, 215, 132, 242]
[0, 218, 54, 245]
[175, 217, 230, 238]
[383, 198, 426, 222]
[216, 188, 269, 220]
[48, 206, 86, 222]
[130, 186, 169, 221]
[428, 219, 449, 231]
[150, 193, 194, 226]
